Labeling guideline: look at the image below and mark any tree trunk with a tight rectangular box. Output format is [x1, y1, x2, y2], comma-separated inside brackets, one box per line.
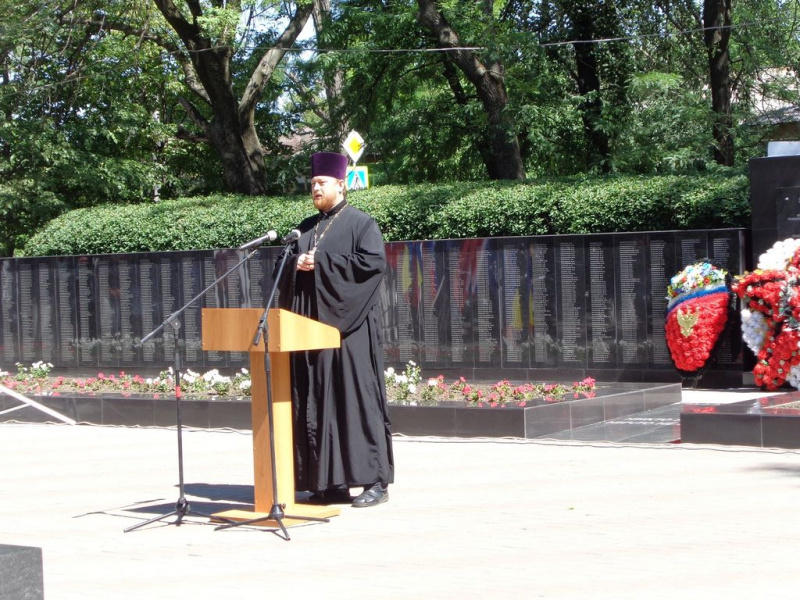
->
[564, 2, 612, 173]
[207, 106, 268, 194]
[416, 0, 525, 180]
[704, 0, 734, 166]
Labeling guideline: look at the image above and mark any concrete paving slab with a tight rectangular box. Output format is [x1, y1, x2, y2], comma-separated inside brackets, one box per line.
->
[1, 420, 800, 599]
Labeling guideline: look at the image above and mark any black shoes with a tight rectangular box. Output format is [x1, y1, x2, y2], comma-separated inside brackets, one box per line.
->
[302, 483, 389, 507]
[351, 482, 389, 508]
[305, 488, 353, 505]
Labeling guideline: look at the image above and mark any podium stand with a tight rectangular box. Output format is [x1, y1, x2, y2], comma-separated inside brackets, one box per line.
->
[201, 307, 342, 526]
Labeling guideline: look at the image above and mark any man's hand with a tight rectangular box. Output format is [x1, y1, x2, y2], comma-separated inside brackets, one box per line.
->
[297, 248, 316, 271]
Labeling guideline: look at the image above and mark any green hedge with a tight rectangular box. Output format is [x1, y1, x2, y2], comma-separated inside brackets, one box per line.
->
[20, 171, 750, 257]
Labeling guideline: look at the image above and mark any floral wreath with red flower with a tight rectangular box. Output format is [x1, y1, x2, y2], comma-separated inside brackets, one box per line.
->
[665, 261, 732, 379]
[732, 238, 800, 390]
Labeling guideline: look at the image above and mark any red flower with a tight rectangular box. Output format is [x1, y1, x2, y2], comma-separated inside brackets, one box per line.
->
[733, 266, 800, 390]
[665, 291, 729, 373]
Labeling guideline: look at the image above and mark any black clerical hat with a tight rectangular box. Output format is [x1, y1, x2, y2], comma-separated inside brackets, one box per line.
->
[311, 152, 348, 180]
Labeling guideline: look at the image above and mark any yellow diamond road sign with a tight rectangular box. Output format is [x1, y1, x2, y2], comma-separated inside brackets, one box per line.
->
[343, 131, 365, 164]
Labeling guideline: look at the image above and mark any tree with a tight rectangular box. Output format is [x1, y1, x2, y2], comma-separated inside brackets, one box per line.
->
[61, 1, 316, 195]
[0, 2, 185, 255]
[529, 1, 633, 173]
[416, 0, 526, 179]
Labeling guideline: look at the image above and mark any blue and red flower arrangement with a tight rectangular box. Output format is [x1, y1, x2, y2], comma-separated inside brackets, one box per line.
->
[665, 262, 732, 378]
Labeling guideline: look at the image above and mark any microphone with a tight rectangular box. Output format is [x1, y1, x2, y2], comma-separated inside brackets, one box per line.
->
[238, 230, 278, 251]
[282, 229, 301, 244]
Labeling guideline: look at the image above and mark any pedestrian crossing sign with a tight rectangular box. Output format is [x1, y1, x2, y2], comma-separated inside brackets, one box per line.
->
[346, 166, 369, 190]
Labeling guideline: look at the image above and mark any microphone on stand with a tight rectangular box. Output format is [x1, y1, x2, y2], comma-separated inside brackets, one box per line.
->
[238, 230, 278, 251]
[281, 229, 301, 244]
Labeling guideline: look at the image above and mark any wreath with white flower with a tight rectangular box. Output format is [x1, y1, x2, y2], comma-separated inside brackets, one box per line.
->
[732, 238, 800, 390]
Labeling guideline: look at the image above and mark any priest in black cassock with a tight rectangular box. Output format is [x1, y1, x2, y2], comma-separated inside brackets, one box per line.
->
[274, 152, 394, 508]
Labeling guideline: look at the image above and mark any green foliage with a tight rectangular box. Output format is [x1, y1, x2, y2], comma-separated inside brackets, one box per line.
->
[21, 194, 311, 256]
[614, 73, 714, 173]
[0, 5, 209, 255]
[548, 171, 750, 234]
[20, 171, 750, 257]
[2, 0, 796, 259]
[0, 179, 66, 256]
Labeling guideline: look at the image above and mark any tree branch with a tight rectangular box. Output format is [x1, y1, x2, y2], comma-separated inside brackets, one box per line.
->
[238, 2, 314, 122]
[415, 0, 498, 86]
[285, 71, 330, 123]
[152, 0, 201, 47]
[185, 0, 204, 19]
[176, 127, 210, 144]
[177, 95, 209, 132]
[61, 11, 211, 104]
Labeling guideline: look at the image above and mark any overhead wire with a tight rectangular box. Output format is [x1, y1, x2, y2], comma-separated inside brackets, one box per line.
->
[0, 15, 789, 101]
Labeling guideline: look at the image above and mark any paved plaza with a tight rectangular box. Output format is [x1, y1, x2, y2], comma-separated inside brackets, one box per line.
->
[1, 389, 799, 599]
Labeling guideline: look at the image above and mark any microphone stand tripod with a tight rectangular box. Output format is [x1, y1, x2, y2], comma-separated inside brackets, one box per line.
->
[214, 245, 330, 540]
[124, 247, 264, 532]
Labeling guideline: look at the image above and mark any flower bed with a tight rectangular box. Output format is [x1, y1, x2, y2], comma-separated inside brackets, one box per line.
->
[0, 362, 251, 399]
[384, 361, 597, 407]
[0, 362, 681, 439]
[2, 361, 596, 408]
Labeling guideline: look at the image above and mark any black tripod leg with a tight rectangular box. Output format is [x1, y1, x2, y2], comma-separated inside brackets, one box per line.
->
[214, 508, 330, 540]
[215, 513, 291, 540]
[124, 331, 230, 532]
[124, 509, 181, 533]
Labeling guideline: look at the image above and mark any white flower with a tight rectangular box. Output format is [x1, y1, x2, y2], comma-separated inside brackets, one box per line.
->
[740, 309, 769, 354]
[241, 368, 249, 375]
[408, 383, 417, 394]
[385, 367, 395, 376]
[239, 380, 251, 390]
[758, 238, 800, 271]
[427, 378, 438, 386]
[787, 364, 800, 390]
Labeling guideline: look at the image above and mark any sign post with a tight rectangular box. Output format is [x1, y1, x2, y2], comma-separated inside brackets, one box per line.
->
[343, 131, 369, 191]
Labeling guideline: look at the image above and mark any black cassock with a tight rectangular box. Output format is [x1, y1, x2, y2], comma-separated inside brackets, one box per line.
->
[275, 201, 395, 493]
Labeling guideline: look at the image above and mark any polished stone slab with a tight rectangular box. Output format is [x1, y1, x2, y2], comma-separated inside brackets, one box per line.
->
[2, 382, 682, 440]
[547, 404, 681, 443]
[681, 391, 800, 448]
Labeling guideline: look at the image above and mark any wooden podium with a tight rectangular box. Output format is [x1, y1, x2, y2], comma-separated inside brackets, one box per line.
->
[201, 307, 342, 527]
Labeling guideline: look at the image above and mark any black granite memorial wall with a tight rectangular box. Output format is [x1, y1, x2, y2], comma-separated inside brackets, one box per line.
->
[0, 229, 746, 385]
[749, 155, 800, 267]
